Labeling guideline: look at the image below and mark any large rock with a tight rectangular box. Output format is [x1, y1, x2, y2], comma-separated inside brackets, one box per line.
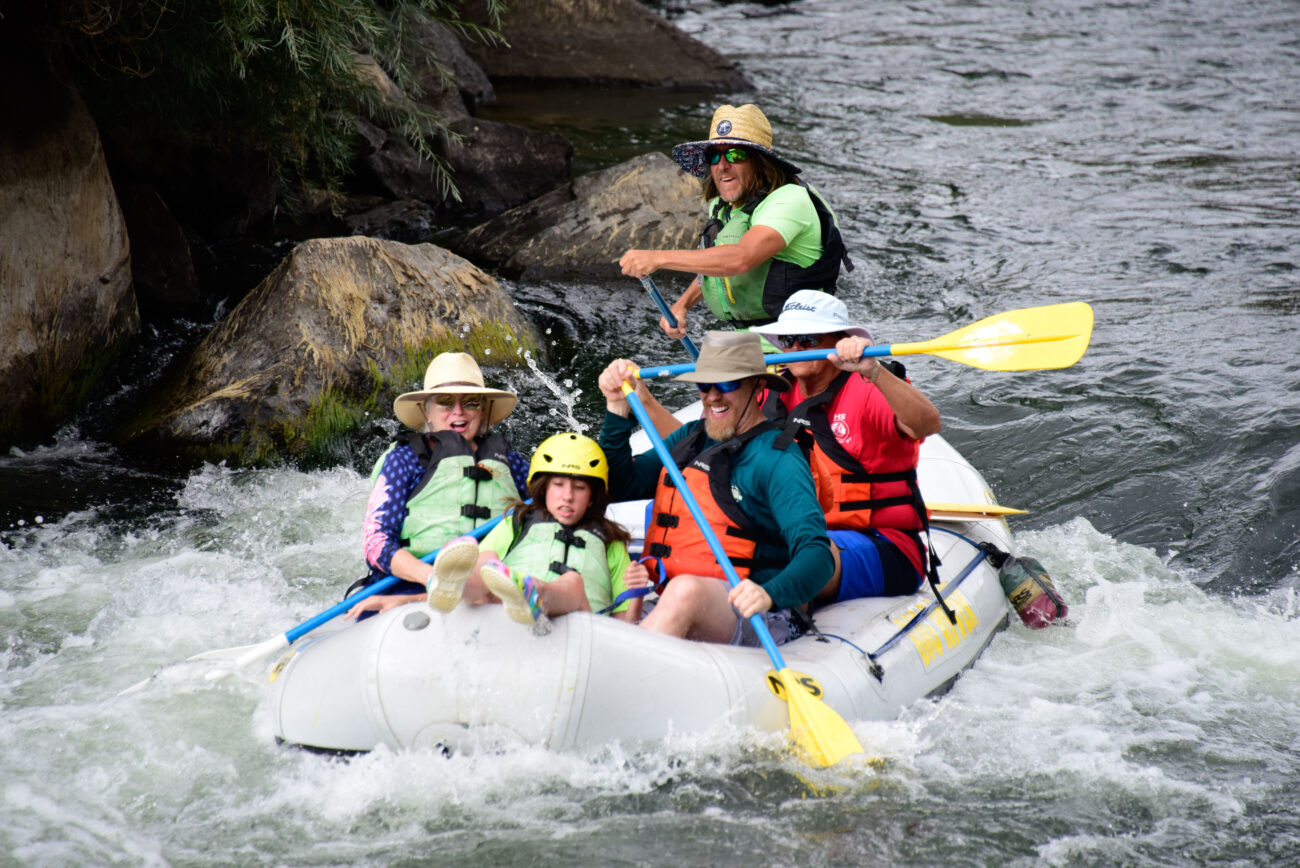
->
[406, 17, 496, 115]
[0, 44, 138, 449]
[353, 113, 572, 217]
[463, 0, 752, 88]
[121, 237, 539, 466]
[455, 152, 702, 277]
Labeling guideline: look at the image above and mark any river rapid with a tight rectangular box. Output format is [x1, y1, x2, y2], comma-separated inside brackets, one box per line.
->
[3, 0, 1299, 864]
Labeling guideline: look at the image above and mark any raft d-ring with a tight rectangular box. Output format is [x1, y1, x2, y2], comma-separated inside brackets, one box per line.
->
[403, 610, 431, 631]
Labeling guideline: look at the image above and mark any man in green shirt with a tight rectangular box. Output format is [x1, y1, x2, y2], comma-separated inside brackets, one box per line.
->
[597, 331, 833, 646]
[619, 103, 850, 331]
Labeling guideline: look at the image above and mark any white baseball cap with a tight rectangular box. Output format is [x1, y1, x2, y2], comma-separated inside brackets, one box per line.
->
[757, 290, 872, 341]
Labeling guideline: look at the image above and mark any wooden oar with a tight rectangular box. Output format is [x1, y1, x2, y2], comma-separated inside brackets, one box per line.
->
[640, 276, 701, 360]
[621, 382, 864, 768]
[637, 302, 1094, 379]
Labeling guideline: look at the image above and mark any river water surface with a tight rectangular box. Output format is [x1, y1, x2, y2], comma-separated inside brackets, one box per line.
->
[4, 0, 1299, 864]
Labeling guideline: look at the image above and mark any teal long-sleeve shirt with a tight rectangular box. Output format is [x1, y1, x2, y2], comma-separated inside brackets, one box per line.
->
[599, 410, 833, 610]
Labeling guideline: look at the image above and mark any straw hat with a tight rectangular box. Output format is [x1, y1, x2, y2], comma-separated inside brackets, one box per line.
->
[756, 290, 873, 341]
[671, 104, 803, 179]
[672, 331, 790, 393]
[393, 352, 517, 430]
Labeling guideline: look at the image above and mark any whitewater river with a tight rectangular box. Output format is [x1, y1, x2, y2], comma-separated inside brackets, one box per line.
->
[3, 0, 1298, 864]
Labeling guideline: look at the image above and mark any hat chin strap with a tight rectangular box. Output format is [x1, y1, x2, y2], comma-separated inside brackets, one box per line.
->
[733, 379, 764, 434]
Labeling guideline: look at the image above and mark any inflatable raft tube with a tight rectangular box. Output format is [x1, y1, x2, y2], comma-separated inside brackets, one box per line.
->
[267, 433, 1016, 754]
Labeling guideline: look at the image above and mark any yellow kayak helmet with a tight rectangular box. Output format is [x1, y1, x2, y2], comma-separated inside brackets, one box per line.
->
[528, 432, 609, 486]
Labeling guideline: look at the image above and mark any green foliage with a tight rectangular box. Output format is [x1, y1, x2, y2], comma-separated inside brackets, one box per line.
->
[45, 0, 507, 198]
[292, 385, 365, 467]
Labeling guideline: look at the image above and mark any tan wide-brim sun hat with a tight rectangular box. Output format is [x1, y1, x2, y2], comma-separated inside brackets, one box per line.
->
[393, 352, 518, 430]
[672, 331, 790, 393]
[671, 104, 803, 179]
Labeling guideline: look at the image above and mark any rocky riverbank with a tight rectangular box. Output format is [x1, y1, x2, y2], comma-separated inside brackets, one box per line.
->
[0, 0, 746, 464]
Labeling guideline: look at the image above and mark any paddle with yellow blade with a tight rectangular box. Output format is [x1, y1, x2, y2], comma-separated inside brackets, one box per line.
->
[620, 380, 864, 768]
[926, 502, 1028, 521]
[636, 302, 1094, 379]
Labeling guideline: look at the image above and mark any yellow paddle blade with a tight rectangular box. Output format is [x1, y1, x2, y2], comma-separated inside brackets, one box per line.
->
[766, 668, 864, 768]
[890, 302, 1094, 371]
[926, 501, 1028, 517]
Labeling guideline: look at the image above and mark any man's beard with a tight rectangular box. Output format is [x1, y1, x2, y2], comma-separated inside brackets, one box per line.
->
[703, 414, 738, 441]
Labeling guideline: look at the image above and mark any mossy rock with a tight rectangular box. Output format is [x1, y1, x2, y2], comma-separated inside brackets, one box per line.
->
[121, 236, 539, 466]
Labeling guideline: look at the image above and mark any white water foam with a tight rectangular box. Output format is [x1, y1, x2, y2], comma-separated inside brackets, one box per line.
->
[4, 465, 1298, 864]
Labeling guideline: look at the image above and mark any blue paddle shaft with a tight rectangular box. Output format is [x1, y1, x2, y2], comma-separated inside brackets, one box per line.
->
[637, 346, 885, 380]
[640, 276, 701, 360]
[283, 508, 513, 644]
[623, 388, 787, 668]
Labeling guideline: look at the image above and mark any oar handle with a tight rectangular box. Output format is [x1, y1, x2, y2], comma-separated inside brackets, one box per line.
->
[621, 383, 787, 668]
[637, 346, 888, 379]
[283, 507, 517, 644]
[640, 276, 700, 360]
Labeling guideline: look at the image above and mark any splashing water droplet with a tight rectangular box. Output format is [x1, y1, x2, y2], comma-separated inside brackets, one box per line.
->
[520, 348, 585, 430]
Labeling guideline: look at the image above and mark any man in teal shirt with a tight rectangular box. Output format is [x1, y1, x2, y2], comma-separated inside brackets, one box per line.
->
[597, 331, 833, 646]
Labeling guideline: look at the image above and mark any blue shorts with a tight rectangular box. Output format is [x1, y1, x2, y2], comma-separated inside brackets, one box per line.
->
[828, 529, 923, 601]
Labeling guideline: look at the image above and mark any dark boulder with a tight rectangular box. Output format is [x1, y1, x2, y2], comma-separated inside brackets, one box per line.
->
[350, 59, 573, 223]
[462, 0, 753, 89]
[115, 184, 204, 322]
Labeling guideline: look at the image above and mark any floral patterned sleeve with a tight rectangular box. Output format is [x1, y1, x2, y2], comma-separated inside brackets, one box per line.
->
[362, 446, 421, 574]
[507, 449, 531, 498]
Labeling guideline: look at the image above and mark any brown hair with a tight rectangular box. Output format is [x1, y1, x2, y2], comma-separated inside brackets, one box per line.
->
[507, 473, 631, 546]
[700, 150, 798, 205]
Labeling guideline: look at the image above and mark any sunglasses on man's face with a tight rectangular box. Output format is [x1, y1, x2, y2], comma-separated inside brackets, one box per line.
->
[775, 334, 830, 349]
[706, 147, 750, 166]
[432, 395, 484, 411]
[697, 380, 743, 395]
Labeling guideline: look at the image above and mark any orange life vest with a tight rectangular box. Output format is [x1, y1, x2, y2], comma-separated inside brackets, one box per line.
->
[778, 370, 925, 533]
[642, 422, 787, 581]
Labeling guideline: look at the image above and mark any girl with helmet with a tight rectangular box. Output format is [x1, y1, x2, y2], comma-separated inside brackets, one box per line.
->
[348, 433, 650, 625]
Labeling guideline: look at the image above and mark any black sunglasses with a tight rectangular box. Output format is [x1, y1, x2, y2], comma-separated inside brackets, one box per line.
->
[775, 334, 829, 349]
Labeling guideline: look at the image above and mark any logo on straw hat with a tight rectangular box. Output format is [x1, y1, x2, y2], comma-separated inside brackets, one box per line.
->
[716, 120, 732, 135]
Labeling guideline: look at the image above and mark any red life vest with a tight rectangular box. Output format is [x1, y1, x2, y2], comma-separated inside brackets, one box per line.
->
[643, 422, 787, 581]
[772, 370, 928, 574]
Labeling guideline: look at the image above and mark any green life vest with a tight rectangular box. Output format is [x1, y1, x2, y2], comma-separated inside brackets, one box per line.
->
[699, 181, 852, 326]
[369, 430, 517, 558]
[503, 511, 614, 613]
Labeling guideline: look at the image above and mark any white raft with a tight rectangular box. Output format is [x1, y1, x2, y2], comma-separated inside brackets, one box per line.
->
[268, 432, 1017, 754]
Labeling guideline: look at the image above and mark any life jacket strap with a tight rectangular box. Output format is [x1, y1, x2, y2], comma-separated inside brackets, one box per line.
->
[839, 494, 917, 512]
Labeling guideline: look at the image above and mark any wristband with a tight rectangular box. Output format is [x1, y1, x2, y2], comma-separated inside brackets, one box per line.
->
[868, 361, 883, 384]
